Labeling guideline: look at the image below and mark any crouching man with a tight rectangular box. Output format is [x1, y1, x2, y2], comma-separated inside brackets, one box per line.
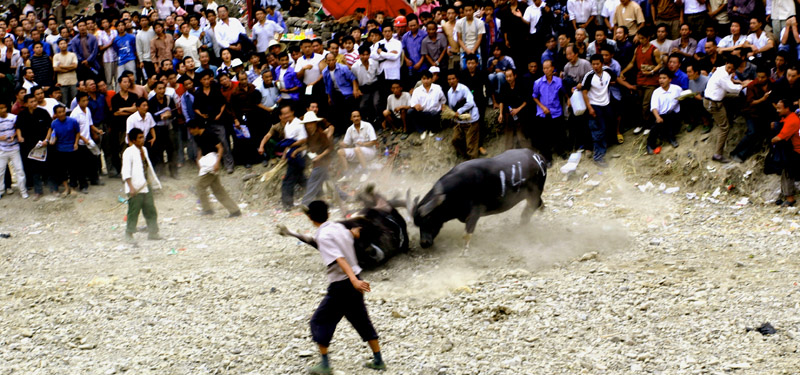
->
[446, 71, 480, 159]
[337, 111, 378, 171]
[304, 200, 386, 374]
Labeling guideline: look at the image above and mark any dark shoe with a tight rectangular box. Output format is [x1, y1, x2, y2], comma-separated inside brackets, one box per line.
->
[646, 146, 655, 155]
[200, 210, 214, 216]
[90, 180, 105, 186]
[686, 124, 696, 132]
[147, 234, 163, 240]
[364, 360, 387, 370]
[782, 200, 796, 207]
[775, 198, 785, 206]
[732, 155, 744, 164]
[80, 187, 89, 194]
[226, 167, 234, 174]
[308, 363, 333, 375]
[670, 140, 679, 148]
[701, 126, 712, 134]
[712, 155, 731, 163]
[228, 210, 242, 218]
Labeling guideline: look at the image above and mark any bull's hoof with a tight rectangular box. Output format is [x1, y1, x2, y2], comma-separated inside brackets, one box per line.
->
[460, 243, 470, 257]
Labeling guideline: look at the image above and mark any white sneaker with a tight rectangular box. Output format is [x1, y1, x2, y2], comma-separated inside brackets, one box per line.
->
[643, 129, 651, 135]
[420, 131, 427, 140]
[633, 127, 643, 134]
[21, 191, 29, 199]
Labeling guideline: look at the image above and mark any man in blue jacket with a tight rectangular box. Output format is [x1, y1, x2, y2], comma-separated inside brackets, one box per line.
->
[68, 19, 100, 81]
[322, 53, 359, 131]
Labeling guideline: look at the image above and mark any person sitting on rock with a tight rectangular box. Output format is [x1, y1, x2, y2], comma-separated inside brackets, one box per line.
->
[337, 110, 378, 172]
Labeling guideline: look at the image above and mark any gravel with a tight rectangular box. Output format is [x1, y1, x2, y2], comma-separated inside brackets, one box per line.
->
[2, 148, 800, 374]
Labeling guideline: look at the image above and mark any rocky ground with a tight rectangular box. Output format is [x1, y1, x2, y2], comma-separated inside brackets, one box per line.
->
[2, 125, 800, 375]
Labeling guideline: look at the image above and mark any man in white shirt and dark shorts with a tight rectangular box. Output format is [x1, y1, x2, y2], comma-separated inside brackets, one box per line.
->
[303, 200, 386, 374]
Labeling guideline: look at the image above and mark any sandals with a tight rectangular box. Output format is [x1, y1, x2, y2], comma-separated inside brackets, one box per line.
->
[617, 133, 624, 144]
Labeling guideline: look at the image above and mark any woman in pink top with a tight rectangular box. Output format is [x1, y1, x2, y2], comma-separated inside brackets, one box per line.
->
[416, 0, 440, 15]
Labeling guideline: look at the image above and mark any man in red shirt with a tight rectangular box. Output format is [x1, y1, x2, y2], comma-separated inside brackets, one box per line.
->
[771, 98, 800, 207]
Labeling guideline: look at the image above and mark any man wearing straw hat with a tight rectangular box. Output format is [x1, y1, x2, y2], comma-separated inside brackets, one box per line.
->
[267, 39, 286, 56]
[298, 111, 337, 206]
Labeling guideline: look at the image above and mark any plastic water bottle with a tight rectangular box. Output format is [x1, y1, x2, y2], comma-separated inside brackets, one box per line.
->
[508, 106, 518, 121]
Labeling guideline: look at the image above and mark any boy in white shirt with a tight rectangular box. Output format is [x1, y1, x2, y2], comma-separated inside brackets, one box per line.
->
[121, 127, 161, 243]
[382, 82, 411, 132]
[647, 69, 682, 154]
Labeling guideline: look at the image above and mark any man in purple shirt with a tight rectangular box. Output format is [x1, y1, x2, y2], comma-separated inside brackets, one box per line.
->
[531, 60, 567, 164]
[401, 15, 428, 88]
[695, 25, 722, 56]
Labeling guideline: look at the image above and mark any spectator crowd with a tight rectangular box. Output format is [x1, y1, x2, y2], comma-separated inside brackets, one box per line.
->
[1, 0, 800, 210]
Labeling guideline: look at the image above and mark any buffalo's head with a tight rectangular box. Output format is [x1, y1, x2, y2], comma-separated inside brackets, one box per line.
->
[408, 188, 446, 248]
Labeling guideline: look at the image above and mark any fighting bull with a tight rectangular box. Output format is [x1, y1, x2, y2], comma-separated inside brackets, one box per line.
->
[408, 148, 547, 252]
[278, 185, 410, 269]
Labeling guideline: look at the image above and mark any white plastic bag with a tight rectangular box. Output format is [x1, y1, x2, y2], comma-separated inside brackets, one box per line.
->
[570, 90, 586, 116]
[198, 152, 218, 176]
[560, 151, 582, 175]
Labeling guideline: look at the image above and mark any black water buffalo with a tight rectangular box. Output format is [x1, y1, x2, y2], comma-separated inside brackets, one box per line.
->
[408, 148, 547, 251]
[278, 186, 409, 269]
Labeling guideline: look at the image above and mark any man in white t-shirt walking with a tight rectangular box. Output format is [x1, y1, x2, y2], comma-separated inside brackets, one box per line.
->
[581, 54, 616, 167]
[0, 101, 27, 199]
